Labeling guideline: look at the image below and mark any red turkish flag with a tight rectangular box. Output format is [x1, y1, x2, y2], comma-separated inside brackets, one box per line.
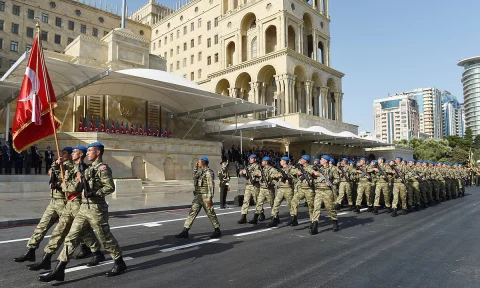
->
[12, 38, 62, 152]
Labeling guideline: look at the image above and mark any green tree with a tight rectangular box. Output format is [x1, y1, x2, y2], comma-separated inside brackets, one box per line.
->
[393, 139, 410, 149]
[413, 139, 451, 162]
[444, 135, 467, 150]
[465, 127, 474, 148]
[450, 147, 469, 163]
[473, 135, 480, 149]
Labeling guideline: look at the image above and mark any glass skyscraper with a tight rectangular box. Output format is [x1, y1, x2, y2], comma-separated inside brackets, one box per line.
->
[458, 57, 480, 136]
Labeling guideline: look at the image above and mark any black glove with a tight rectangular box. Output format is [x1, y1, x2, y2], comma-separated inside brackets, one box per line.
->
[84, 190, 97, 198]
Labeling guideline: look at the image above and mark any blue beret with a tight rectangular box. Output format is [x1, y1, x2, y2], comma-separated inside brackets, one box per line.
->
[88, 142, 104, 149]
[320, 155, 329, 161]
[360, 157, 366, 161]
[395, 156, 403, 160]
[372, 160, 378, 163]
[329, 157, 336, 165]
[200, 156, 209, 164]
[314, 158, 320, 163]
[281, 156, 290, 162]
[409, 159, 416, 163]
[262, 157, 271, 162]
[302, 155, 311, 162]
[342, 158, 349, 162]
[249, 154, 257, 159]
[74, 145, 87, 153]
[430, 162, 435, 165]
[378, 156, 385, 160]
[62, 147, 73, 154]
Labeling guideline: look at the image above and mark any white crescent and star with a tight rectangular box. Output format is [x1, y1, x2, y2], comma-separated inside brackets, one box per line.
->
[18, 67, 40, 103]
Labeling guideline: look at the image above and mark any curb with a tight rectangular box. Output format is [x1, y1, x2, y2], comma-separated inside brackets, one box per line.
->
[0, 200, 237, 228]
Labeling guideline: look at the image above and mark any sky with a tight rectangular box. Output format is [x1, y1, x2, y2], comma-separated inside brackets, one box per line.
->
[110, 0, 480, 132]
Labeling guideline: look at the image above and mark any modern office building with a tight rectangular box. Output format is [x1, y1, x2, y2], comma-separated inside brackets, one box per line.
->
[441, 91, 464, 137]
[458, 56, 480, 136]
[373, 94, 420, 144]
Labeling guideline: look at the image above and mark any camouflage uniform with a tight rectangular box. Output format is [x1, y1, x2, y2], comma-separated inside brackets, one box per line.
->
[374, 164, 391, 208]
[437, 166, 447, 200]
[355, 165, 374, 207]
[58, 160, 122, 262]
[184, 166, 220, 229]
[391, 164, 408, 210]
[406, 166, 421, 207]
[290, 165, 315, 221]
[241, 163, 261, 215]
[308, 165, 339, 221]
[336, 165, 353, 206]
[26, 162, 68, 250]
[44, 162, 100, 255]
[271, 165, 297, 218]
[255, 165, 281, 214]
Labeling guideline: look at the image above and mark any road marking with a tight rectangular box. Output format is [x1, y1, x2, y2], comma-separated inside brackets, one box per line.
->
[40, 257, 134, 275]
[338, 212, 348, 216]
[298, 219, 311, 225]
[160, 239, 220, 252]
[360, 208, 369, 212]
[233, 228, 278, 237]
[0, 235, 51, 244]
[142, 223, 163, 227]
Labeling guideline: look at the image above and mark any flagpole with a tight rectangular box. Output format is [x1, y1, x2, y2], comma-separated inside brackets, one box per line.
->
[35, 22, 65, 182]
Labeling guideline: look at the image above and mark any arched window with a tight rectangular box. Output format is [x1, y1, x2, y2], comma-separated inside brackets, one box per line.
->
[251, 37, 258, 58]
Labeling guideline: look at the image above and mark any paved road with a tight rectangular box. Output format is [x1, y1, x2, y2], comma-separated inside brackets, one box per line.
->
[1, 187, 480, 288]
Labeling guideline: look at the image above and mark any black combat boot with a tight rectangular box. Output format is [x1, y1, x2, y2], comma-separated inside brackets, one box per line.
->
[373, 207, 379, 215]
[348, 205, 354, 211]
[309, 221, 318, 235]
[105, 257, 127, 277]
[38, 261, 67, 282]
[286, 216, 298, 226]
[415, 204, 420, 211]
[303, 202, 308, 207]
[334, 204, 341, 211]
[367, 206, 374, 212]
[407, 205, 413, 212]
[237, 214, 247, 224]
[27, 253, 52, 271]
[75, 243, 92, 259]
[423, 202, 428, 209]
[248, 214, 259, 225]
[14, 248, 36, 263]
[391, 209, 398, 217]
[332, 220, 339, 232]
[86, 251, 106, 267]
[401, 209, 408, 215]
[210, 228, 221, 239]
[267, 217, 279, 227]
[258, 212, 266, 222]
[386, 207, 392, 213]
[355, 205, 361, 214]
[175, 228, 189, 239]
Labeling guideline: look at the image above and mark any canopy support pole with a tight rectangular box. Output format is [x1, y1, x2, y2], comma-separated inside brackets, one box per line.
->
[182, 111, 204, 139]
[5, 102, 10, 142]
[60, 96, 74, 132]
[286, 141, 290, 157]
[240, 130, 243, 154]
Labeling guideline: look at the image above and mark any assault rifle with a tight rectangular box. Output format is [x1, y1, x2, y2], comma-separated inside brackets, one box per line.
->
[339, 165, 352, 182]
[296, 164, 315, 193]
[357, 166, 372, 180]
[79, 160, 90, 209]
[274, 164, 291, 185]
[392, 165, 407, 184]
[259, 165, 269, 189]
[49, 170, 57, 198]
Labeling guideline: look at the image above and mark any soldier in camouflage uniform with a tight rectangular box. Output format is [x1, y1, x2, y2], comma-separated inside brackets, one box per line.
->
[287, 155, 315, 226]
[390, 156, 408, 217]
[354, 157, 374, 213]
[372, 157, 392, 215]
[459, 164, 466, 197]
[406, 159, 421, 212]
[237, 155, 261, 224]
[267, 156, 297, 227]
[14, 147, 71, 264]
[309, 155, 339, 235]
[28, 146, 102, 271]
[415, 160, 429, 208]
[39, 142, 126, 282]
[430, 162, 441, 203]
[218, 161, 230, 209]
[176, 156, 221, 238]
[249, 157, 282, 224]
[420, 161, 434, 205]
[336, 158, 354, 211]
[436, 163, 447, 201]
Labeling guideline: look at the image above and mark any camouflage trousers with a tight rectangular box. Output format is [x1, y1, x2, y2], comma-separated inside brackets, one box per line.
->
[255, 187, 275, 214]
[184, 193, 220, 229]
[419, 182, 429, 203]
[439, 181, 446, 199]
[271, 186, 293, 218]
[445, 180, 454, 198]
[58, 203, 122, 262]
[241, 184, 260, 215]
[44, 200, 101, 255]
[431, 181, 440, 201]
[313, 186, 337, 221]
[356, 181, 372, 206]
[290, 186, 315, 221]
[423, 181, 433, 201]
[392, 182, 407, 210]
[336, 182, 353, 206]
[407, 181, 421, 205]
[448, 180, 457, 198]
[27, 198, 66, 249]
[374, 181, 391, 207]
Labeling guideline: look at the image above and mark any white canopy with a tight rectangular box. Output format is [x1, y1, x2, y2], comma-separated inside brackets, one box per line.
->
[0, 52, 272, 121]
[206, 118, 389, 148]
[0, 81, 20, 110]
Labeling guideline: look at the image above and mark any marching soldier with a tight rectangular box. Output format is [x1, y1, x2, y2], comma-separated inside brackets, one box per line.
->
[176, 156, 221, 238]
[406, 159, 421, 212]
[218, 161, 230, 209]
[13, 147, 71, 263]
[336, 158, 354, 211]
[237, 155, 261, 224]
[390, 156, 408, 217]
[354, 157, 374, 213]
[372, 157, 392, 215]
[430, 161, 441, 203]
[309, 155, 339, 235]
[436, 162, 447, 201]
[39, 142, 127, 282]
[249, 157, 282, 225]
[27, 146, 102, 271]
[267, 156, 297, 227]
[287, 155, 315, 226]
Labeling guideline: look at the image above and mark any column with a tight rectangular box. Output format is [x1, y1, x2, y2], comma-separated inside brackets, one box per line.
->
[312, 87, 319, 116]
[305, 80, 313, 115]
[228, 87, 240, 98]
[299, 24, 304, 57]
[313, 32, 318, 61]
[221, 39, 225, 68]
[237, 34, 241, 65]
[325, 0, 329, 17]
[228, 0, 234, 12]
[326, 39, 331, 66]
[312, 0, 317, 11]
[274, 76, 283, 115]
[320, 86, 329, 118]
[295, 83, 303, 113]
[319, 0, 324, 14]
[334, 92, 344, 122]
